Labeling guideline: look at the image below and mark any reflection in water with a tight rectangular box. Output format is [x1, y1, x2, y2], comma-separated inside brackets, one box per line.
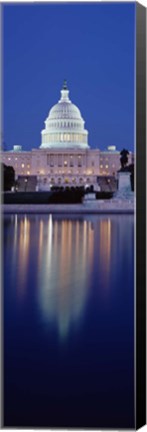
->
[4, 214, 134, 428]
[37, 217, 94, 338]
[99, 219, 111, 285]
[4, 215, 30, 298]
[17, 216, 30, 297]
[11, 215, 18, 279]
[4, 214, 134, 337]
[38, 220, 44, 266]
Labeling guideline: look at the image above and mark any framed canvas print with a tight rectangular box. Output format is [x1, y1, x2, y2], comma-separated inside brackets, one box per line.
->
[0, 1, 146, 430]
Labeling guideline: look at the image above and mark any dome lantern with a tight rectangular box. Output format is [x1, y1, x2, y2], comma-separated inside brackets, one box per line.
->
[63, 79, 67, 90]
[59, 80, 70, 103]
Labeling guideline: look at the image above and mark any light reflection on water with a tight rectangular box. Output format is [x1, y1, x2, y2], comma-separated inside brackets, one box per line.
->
[37, 217, 94, 337]
[4, 213, 134, 428]
[4, 214, 134, 338]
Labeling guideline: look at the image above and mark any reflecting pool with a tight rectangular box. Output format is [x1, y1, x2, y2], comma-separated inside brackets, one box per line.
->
[4, 214, 134, 428]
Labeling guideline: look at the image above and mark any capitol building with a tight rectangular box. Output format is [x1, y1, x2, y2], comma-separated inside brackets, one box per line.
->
[2, 81, 133, 191]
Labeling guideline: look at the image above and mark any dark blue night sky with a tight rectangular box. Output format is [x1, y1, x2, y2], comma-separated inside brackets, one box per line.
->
[3, 2, 135, 152]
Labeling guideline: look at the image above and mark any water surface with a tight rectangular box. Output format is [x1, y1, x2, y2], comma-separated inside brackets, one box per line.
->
[4, 214, 134, 428]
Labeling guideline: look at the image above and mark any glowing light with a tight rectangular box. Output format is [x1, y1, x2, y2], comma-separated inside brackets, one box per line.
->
[18, 216, 30, 297]
[37, 218, 94, 339]
[107, 145, 116, 151]
[99, 219, 111, 288]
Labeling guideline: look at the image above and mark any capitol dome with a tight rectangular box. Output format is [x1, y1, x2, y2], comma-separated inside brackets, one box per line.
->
[40, 81, 89, 149]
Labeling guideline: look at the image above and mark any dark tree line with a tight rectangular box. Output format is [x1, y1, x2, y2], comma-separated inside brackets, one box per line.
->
[2, 164, 15, 191]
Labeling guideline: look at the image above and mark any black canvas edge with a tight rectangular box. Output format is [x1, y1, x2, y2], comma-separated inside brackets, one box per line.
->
[0, 3, 146, 431]
[136, 2, 146, 430]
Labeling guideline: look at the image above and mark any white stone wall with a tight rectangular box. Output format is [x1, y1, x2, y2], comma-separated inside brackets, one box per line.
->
[1, 148, 133, 180]
[99, 151, 133, 176]
[37, 174, 99, 190]
[1, 151, 32, 177]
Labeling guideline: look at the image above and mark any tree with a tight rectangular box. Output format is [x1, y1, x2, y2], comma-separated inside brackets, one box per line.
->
[2, 164, 15, 191]
[120, 149, 129, 170]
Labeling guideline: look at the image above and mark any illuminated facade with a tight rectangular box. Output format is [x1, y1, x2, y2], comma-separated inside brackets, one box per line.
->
[1, 81, 133, 190]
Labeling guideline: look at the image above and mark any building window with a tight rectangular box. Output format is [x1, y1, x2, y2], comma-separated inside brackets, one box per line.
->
[78, 155, 82, 167]
[105, 165, 109, 169]
[21, 163, 24, 168]
[8, 157, 11, 161]
[15, 157, 17, 161]
[58, 155, 62, 166]
[70, 156, 73, 167]
[27, 171, 30, 175]
[64, 161, 67, 166]
[27, 164, 30, 168]
[50, 154, 54, 166]
[100, 165, 103, 168]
